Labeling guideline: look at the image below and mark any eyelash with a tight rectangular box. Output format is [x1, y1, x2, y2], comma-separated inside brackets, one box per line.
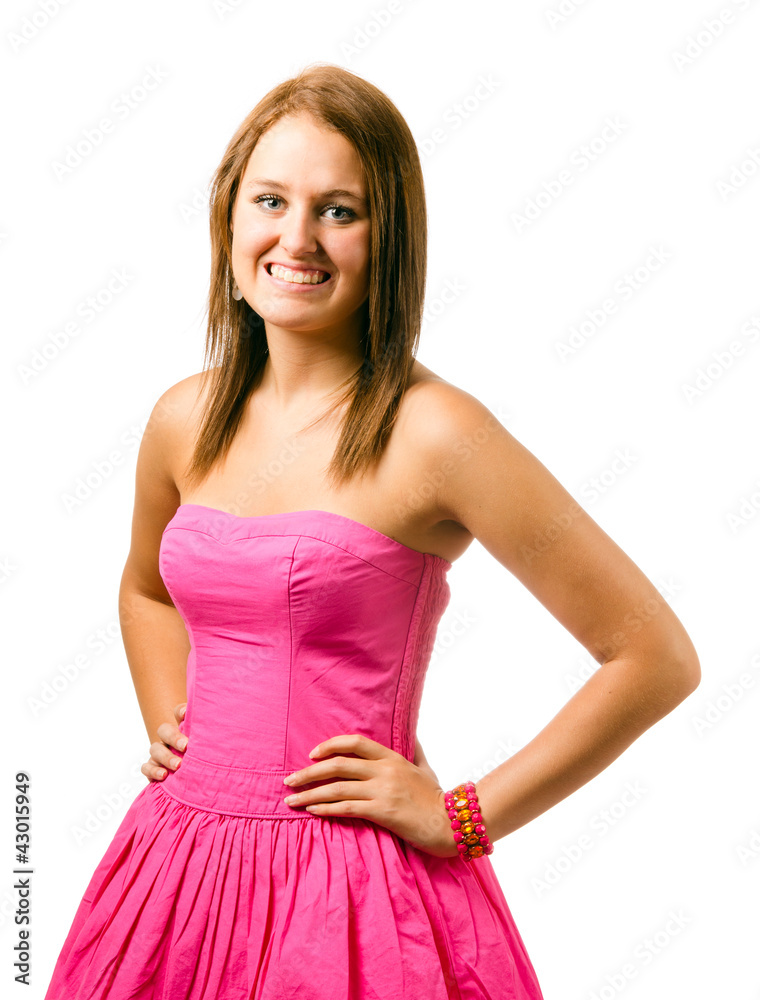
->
[252, 194, 356, 221]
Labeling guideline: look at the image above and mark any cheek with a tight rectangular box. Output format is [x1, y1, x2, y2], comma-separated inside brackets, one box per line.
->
[332, 231, 370, 275]
[233, 217, 276, 258]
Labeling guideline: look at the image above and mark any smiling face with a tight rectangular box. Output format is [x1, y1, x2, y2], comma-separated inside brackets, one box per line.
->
[230, 113, 371, 345]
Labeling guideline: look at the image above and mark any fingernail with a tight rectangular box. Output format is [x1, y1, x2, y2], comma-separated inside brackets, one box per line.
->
[171, 757, 182, 768]
[177, 738, 188, 750]
[157, 769, 166, 779]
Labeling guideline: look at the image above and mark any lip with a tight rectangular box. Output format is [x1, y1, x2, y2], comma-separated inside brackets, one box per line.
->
[263, 262, 332, 289]
[265, 261, 331, 277]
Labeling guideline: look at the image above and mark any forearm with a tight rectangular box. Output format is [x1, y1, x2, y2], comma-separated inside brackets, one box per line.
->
[118, 582, 190, 745]
[475, 652, 700, 843]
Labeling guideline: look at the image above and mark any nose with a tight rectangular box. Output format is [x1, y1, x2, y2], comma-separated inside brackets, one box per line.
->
[279, 205, 318, 257]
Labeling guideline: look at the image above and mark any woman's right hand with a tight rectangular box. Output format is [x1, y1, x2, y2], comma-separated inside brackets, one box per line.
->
[141, 702, 189, 781]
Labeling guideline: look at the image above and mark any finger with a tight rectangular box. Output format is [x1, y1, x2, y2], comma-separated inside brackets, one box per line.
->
[155, 722, 188, 753]
[173, 702, 187, 723]
[284, 757, 370, 788]
[310, 734, 389, 761]
[147, 740, 184, 771]
[141, 760, 168, 782]
[285, 780, 373, 811]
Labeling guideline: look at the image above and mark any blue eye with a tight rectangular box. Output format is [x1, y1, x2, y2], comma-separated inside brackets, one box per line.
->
[323, 203, 356, 221]
[252, 194, 356, 221]
[253, 194, 283, 210]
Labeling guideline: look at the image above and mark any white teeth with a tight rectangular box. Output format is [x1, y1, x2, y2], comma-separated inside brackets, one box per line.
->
[269, 264, 328, 284]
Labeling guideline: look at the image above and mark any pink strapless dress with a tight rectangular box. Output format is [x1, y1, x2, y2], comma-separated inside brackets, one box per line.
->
[44, 504, 544, 999]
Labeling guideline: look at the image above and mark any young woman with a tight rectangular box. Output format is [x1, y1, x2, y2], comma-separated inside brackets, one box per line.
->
[44, 63, 700, 999]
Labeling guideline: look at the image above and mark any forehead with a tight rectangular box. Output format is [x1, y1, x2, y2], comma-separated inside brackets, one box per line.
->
[242, 114, 365, 192]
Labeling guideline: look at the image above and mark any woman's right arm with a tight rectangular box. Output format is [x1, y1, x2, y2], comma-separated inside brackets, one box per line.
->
[118, 379, 199, 779]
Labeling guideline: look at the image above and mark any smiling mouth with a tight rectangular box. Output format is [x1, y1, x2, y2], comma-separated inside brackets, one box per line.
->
[266, 263, 331, 285]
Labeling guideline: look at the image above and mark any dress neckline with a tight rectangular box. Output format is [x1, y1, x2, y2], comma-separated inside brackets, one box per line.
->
[175, 503, 453, 568]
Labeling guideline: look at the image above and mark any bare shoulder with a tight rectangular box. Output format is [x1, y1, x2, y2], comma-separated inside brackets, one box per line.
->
[398, 363, 505, 481]
[152, 369, 213, 452]
[119, 370, 215, 602]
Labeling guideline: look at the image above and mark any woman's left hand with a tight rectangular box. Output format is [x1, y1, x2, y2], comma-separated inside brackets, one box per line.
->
[282, 734, 460, 859]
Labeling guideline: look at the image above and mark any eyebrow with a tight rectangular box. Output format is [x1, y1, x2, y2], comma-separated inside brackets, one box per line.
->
[245, 178, 366, 204]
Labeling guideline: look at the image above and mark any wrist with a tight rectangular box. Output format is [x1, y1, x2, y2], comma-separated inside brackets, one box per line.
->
[442, 781, 494, 862]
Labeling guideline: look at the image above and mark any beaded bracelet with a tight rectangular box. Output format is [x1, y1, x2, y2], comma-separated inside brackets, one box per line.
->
[444, 781, 494, 862]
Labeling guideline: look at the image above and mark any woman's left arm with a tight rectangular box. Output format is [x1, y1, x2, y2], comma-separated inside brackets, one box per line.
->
[416, 384, 701, 844]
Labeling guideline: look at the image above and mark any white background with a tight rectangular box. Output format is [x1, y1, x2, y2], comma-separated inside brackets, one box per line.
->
[2, 1, 759, 997]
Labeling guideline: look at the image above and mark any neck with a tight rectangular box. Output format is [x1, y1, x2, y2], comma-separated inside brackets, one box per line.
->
[256, 325, 364, 417]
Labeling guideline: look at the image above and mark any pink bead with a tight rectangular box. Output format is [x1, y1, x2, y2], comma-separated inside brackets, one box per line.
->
[451, 819, 461, 830]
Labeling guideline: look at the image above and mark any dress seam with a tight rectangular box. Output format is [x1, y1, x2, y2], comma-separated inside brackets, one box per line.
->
[155, 780, 314, 821]
[391, 560, 430, 759]
[162, 523, 422, 588]
[283, 536, 297, 771]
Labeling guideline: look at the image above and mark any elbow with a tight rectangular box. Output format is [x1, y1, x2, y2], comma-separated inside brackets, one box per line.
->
[667, 644, 702, 706]
[677, 655, 701, 700]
